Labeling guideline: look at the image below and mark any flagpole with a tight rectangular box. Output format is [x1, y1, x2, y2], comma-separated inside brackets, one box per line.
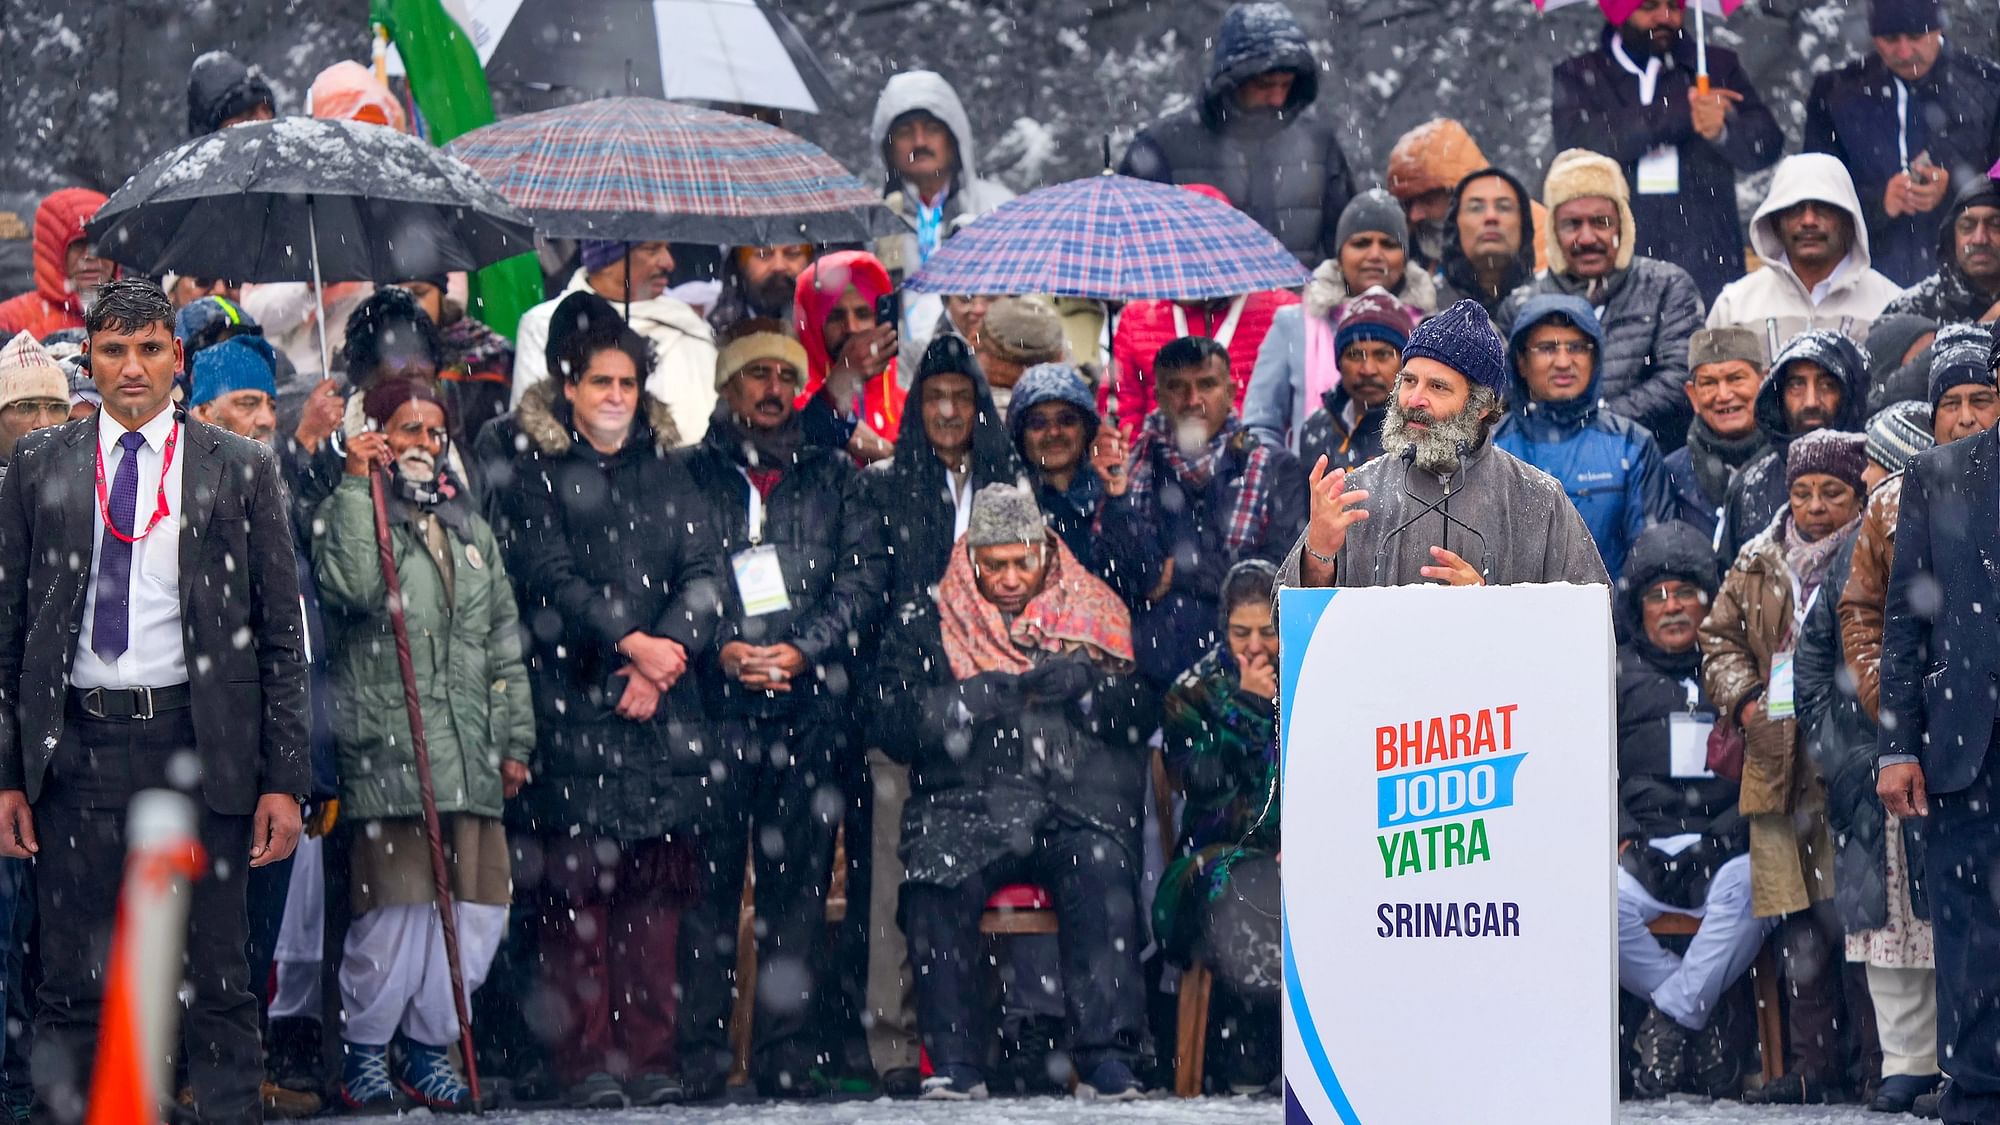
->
[1693, 0, 1711, 94]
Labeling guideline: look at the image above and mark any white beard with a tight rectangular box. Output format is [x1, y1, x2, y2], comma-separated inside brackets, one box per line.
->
[397, 449, 437, 483]
[1378, 393, 1492, 476]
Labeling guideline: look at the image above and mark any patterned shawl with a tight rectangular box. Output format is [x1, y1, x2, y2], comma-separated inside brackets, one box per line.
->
[937, 532, 1135, 679]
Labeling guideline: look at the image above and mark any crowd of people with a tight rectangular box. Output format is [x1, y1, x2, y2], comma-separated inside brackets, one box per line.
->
[0, 0, 1997, 1119]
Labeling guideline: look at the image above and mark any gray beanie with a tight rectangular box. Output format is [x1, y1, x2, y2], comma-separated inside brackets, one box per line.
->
[966, 483, 1048, 548]
[1335, 188, 1409, 252]
[1688, 326, 1766, 374]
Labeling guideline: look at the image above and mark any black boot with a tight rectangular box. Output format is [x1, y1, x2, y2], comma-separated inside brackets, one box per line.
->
[1631, 1006, 1689, 1099]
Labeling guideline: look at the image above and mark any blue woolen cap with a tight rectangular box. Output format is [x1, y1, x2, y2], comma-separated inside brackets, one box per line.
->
[190, 335, 278, 407]
[1400, 299, 1507, 395]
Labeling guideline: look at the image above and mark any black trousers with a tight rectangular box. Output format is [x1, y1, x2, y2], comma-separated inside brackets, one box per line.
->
[29, 708, 259, 1125]
[899, 823, 1146, 1077]
[677, 716, 839, 1088]
[1929, 766, 2000, 1122]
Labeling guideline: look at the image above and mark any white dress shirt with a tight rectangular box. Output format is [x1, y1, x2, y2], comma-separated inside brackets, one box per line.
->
[73, 408, 188, 690]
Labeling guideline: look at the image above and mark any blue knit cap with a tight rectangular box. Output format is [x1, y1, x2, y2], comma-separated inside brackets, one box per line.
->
[1401, 299, 1507, 395]
[579, 239, 630, 274]
[1006, 362, 1100, 447]
[190, 335, 278, 407]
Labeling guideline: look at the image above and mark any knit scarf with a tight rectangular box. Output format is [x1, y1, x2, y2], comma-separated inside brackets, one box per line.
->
[1683, 419, 1767, 507]
[1777, 510, 1861, 640]
[1128, 412, 1273, 552]
[706, 402, 804, 468]
[936, 534, 1135, 680]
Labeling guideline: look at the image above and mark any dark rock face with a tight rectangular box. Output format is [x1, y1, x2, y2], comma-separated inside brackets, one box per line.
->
[3, 0, 1993, 293]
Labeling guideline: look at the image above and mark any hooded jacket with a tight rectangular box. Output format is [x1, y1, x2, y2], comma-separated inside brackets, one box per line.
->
[186, 50, 276, 137]
[1882, 176, 2000, 324]
[868, 71, 1016, 283]
[1387, 122, 1551, 275]
[1436, 167, 1541, 319]
[475, 380, 729, 839]
[1242, 258, 1438, 452]
[1803, 44, 2000, 287]
[0, 189, 106, 341]
[1552, 30, 1783, 304]
[1705, 154, 1905, 348]
[1118, 2, 1354, 263]
[1494, 295, 1674, 581]
[512, 268, 719, 446]
[1714, 329, 1870, 565]
[1614, 523, 1743, 902]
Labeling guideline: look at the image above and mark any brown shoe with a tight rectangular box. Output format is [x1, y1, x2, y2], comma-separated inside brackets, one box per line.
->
[261, 1080, 323, 1119]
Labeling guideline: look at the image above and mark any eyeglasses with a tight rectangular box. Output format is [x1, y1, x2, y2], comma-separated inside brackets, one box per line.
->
[1641, 583, 1709, 606]
[1556, 214, 1619, 236]
[1527, 341, 1596, 359]
[4, 399, 70, 420]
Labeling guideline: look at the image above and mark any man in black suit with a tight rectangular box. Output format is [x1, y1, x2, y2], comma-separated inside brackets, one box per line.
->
[1879, 339, 2000, 1123]
[0, 279, 307, 1125]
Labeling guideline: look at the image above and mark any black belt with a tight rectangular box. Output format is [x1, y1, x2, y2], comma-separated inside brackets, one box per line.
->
[70, 684, 192, 721]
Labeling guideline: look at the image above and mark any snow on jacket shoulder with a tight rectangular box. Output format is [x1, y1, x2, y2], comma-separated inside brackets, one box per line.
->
[1705, 154, 1904, 349]
[513, 269, 719, 446]
[0, 188, 104, 341]
[1494, 293, 1674, 581]
[1118, 3, 1353, 263]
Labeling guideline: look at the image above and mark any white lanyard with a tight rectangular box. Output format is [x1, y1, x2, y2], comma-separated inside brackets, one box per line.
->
[1894, 78, 1910, 168]
[738, 467, 766, 545]
[1610, 35, 1663, 106]
[1172, 295, 1248, 349]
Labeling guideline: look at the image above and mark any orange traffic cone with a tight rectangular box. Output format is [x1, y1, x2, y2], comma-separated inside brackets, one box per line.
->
[85, 791, 206, 1125]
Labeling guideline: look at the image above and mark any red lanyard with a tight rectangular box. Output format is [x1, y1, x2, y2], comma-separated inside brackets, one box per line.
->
[94, 422, 179, 545]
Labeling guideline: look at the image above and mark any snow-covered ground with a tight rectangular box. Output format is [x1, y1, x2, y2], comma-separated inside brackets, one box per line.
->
[465, 1095, 1887, 1124]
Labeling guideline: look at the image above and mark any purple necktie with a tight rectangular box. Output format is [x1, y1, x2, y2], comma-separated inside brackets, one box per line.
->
[91, 430, 147, 661]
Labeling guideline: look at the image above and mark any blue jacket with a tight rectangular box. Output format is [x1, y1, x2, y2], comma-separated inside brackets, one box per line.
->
[1494, 294, 1674, 581]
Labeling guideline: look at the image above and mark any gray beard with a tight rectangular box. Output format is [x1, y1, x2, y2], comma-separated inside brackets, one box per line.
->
[1379, 395, 1490, 477]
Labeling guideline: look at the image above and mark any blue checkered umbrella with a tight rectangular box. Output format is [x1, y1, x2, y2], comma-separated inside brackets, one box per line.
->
[903, 175, 1311, 301]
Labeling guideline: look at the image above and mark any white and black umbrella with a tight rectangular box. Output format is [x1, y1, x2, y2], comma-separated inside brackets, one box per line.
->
[474, 0, 836, 114]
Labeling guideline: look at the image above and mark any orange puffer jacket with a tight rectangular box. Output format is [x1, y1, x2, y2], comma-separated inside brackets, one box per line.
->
[0, 188, 107, 340]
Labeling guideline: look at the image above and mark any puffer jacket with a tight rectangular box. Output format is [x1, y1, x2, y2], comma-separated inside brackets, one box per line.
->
[1497, 256, 1705, 450]
[868, 69, 1017, 284]
[1106, 290, 1300, 435]
[1714, 329, 1869, 565]
[1242, 258, 1438, 452]
[0, 189, 105, 341]
[678, 409, 884, 721]
[1803, 45, 2000, 287]
[1881, 177, 2000, 324]
[1836, 473, 1902, 723]
[1494, 294, 1674, 581]
[313, 475, 534, 822]
[476, 382, 728, 839]
[868, 600, 1159, 887]
[1298, 384, 1387, 474]
[1796, 532, 1928, 935]
[1706, 154, 1905, 347]
[1118, 2, 1354, 264]
[1698, 518, 1837, 918]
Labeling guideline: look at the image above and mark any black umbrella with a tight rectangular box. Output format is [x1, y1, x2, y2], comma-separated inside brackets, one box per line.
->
[88, 117, 535, 374]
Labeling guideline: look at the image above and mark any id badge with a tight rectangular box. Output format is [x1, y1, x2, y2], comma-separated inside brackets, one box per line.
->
[1669, 713, 1716, 779]
[1766, 651, 1796, 720]
[731, 545, 790, 617]
[1636, 146, 1680, 195]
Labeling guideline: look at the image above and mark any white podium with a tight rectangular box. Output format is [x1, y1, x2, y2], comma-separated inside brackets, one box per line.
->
[1279, 582, 1617, 1124]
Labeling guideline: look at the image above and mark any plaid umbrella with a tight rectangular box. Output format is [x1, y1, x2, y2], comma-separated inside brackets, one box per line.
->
[445, 96, 906, 245]
[904, 175, 1310, 302]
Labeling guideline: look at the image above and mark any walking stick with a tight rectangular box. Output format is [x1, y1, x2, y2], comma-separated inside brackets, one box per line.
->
[368, 470, 484, 1112]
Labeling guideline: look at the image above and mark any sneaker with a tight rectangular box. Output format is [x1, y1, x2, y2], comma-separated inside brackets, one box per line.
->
[1078, 1058, 1147, 1101]
[337, 1041, 406, 1113]
[919, 1065, 990, 1101]
[1687, 1018, 1741, 1097]
[396, 1041, 475, 1112]
[881, 1066, 924, 1098]
[624, 1072, 684, 1107]
[567, 1071, 629, 1110]
[1630, 1006, 1690, 1099]
[1872, 1073, 1942, 1113]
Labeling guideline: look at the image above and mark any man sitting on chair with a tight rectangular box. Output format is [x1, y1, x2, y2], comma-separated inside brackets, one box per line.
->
[868, 484, 1156, 1102]
[1614, 523, 1769, 1100]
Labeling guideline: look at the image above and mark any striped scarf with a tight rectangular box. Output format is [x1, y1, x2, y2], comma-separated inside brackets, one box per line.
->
[1128, 412, 1273, 553]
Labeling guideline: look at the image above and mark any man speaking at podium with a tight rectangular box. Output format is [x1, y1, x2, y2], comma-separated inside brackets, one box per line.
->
[1278, 299, 1611, 590]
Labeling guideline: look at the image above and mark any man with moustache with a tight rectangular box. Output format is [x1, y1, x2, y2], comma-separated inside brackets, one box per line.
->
[1612, 522, 1765, 1099]
[1279, 300, 1611, 590]
[708, 244, 815, 333]
[1884, 177, 2000, 325]
[1099, 336, 1305, 689]
[1298, 289, 1409, 472]
[1666, 328, 1769, 540]
[1551, 0, 1782, 304]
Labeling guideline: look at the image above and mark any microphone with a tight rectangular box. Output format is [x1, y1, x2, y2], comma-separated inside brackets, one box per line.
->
[1374, 441, 1493, 582]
